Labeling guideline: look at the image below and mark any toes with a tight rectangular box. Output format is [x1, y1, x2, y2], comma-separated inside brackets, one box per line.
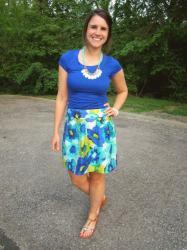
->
[84, 231, 90, 238]
[80, 230, 85, 237]
[80, 229, 91, 238]
[80, 218, 97, 238]
[80, 231, 89, 238]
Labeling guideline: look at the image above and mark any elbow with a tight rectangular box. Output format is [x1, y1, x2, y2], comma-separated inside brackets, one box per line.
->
[63, 98, 68, 106]
[56, 93, 68, 104]
[120, 88, 128, 96]
[123, 85, 128, 96]
[126, 87, 128, 96]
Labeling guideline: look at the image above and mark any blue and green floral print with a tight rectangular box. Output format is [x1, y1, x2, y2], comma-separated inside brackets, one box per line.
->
[62, 108, 117, 175]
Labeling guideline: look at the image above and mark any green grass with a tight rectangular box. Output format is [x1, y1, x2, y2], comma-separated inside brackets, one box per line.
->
[38, 94, 187, 116]
[1, 93, 187, 116]
[108, 95, 187, 116]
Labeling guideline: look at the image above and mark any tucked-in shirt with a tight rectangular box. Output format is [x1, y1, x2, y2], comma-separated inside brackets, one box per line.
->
[58, 49, 122, 109]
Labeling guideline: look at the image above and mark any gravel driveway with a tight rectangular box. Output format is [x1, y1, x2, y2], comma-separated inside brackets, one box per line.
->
[0, 95, 186, 250]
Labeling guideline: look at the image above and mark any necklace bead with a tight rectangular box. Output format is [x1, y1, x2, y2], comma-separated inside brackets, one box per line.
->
[81, 47, 103, 80]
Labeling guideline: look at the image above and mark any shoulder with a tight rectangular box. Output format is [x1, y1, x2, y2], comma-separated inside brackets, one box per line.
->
[104, 54, 122, 78]
[104, 54, 120, 65]
[59, 49, 77, 60]
[58, 49, 78, 71]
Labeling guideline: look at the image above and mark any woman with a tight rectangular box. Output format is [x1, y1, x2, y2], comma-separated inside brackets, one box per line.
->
[51, 9, 128, 239]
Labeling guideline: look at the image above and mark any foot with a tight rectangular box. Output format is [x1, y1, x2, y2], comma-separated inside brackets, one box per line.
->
[79, 216, 98, 238]
[79, 196, 107, 238]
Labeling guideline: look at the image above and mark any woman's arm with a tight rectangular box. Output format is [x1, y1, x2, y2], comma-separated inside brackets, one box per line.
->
[105, 69, 128, 117]
[51, 66, 68, 151]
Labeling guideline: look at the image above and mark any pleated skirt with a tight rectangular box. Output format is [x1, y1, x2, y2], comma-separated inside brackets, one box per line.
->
[61, 108, 117, 176]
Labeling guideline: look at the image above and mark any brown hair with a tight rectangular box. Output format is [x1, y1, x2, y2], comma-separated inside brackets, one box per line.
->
[82, 9, 113, 51]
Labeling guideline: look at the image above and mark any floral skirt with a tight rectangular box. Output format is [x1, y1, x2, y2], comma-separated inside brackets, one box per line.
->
[61, 108, 117, 176]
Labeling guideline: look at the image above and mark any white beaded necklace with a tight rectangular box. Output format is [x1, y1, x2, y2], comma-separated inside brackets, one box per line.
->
[81, 47, 103, 80]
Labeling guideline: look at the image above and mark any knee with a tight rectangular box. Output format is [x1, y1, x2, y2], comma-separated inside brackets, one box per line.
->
[90, 173, 105, 184]
[71, 178, 80, 187]
[70, 176, 87, 188]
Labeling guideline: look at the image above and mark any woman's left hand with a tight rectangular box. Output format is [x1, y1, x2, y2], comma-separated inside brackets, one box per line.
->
[104, 103, 119, 117]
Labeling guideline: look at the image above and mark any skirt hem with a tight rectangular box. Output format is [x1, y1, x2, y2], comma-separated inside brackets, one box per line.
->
[64, 166, 117, 176]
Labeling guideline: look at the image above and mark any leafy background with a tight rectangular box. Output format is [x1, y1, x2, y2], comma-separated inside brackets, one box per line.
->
[0, 0, 187, 101]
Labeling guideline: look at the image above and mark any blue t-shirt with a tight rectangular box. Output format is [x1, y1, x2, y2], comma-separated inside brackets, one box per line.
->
[58, 49, 122, 109]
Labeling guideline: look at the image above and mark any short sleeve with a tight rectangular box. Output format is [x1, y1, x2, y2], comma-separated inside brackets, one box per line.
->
[109, 57, 122, 78]
[58, 51, 70, 72]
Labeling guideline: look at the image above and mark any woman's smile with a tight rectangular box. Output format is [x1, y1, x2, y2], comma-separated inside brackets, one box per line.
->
[86, 15, 108, 48]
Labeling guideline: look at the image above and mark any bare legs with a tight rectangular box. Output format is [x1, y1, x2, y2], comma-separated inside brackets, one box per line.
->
[88, 172, 105, 216]
[68, 171, 90, 195]
[68, 171, 106, 238]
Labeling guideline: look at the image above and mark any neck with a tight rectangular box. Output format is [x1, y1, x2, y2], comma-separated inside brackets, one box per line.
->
[84, 45, 102, 57]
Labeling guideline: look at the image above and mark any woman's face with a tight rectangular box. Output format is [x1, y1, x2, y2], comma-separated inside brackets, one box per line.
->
[85, 15, 109, 49]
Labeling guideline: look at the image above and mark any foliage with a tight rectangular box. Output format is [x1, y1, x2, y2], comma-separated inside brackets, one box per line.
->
[16, 63, 57, 94]
[0, 0, 186, 101]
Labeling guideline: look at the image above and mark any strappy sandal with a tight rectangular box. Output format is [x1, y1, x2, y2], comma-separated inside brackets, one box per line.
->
[79, 196, 107, 238]
[79, 216, 99, 239]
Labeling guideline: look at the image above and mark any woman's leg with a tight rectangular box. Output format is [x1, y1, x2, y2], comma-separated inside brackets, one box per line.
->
[68, 170, 90, 195]
[80, 172, 105, 238]
[68, 171, 106, 200]
[89, 172, 105, 216]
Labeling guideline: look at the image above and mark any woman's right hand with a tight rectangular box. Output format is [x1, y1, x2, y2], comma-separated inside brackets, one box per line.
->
[51, 133, 60, 152]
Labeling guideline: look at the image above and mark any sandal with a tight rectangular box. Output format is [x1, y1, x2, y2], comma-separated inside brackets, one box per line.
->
[79, 196, 107, 238]
[79, 216, 99, 239]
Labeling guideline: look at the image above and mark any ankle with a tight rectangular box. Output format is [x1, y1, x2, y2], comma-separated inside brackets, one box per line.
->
[88, 212, 98, 220]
